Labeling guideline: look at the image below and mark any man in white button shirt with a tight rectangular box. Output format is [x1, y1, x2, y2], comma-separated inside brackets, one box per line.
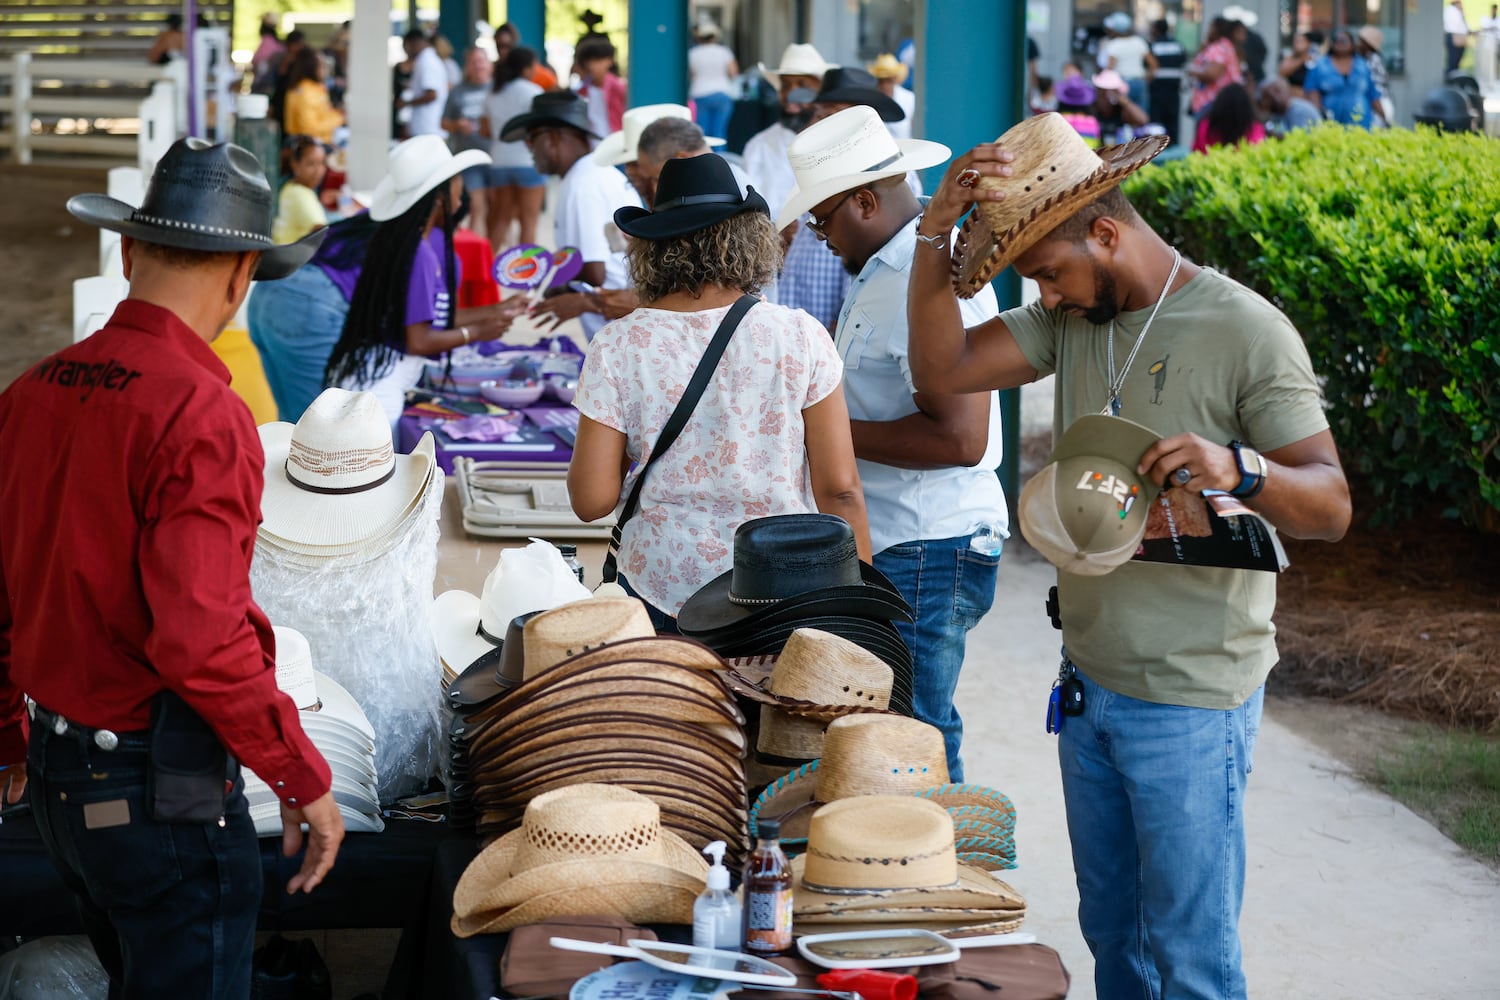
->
[400, 30, 449, 137]
[778, 107, 1007, 780]
[500, 91, 637, 340]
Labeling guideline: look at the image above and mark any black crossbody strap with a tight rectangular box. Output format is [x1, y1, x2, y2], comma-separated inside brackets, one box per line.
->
[601, 294, 757, 584]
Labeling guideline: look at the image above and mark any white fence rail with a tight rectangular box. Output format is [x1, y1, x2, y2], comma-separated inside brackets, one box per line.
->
[0, 52, 184, 164]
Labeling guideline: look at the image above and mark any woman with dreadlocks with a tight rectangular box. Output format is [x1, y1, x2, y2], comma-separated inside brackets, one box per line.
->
[248, 134, 526, 425]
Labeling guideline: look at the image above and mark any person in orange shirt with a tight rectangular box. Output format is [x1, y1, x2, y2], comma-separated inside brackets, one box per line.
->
[494, 21, 559, 89]
[283, 47, 344, 145]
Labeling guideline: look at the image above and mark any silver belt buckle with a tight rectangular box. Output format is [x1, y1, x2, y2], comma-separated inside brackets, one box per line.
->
[93, 730, 119, 751]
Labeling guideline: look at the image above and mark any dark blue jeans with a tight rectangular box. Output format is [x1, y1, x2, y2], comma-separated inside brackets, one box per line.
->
[27, 720, 261, 999]
[617, 574, 682, 635]
[873, 532, 1001, 782]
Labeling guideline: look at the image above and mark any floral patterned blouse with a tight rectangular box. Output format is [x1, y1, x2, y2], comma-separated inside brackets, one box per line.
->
[576, 300, 843, 614]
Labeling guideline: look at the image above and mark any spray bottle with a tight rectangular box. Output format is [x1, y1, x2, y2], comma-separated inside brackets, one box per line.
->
[692, 840, 742, 950]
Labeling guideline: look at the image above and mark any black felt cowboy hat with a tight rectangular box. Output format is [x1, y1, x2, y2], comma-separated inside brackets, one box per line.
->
[614, 153, 769, 240]
[812, 66, 905, 123]
[499, 90, 601, 142]
[66, 137, 324, 280]
[677, 514, 912, 636]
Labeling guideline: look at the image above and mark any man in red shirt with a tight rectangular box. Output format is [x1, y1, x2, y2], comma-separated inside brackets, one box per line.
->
[0, 139, 342, 995]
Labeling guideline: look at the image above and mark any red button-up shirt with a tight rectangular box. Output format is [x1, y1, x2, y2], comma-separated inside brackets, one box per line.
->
[0, 299, 330, 806]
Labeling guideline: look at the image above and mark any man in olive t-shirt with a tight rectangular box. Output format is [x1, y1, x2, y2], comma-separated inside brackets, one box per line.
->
[904, 127, 1351, 1000]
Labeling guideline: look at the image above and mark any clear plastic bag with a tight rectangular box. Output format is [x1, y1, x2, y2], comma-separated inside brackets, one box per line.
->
[0, 936, 108, 999]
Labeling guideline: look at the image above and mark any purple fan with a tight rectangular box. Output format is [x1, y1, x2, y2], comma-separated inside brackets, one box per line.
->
[492, 244, 551, 290]
[545, 246, 585, 289]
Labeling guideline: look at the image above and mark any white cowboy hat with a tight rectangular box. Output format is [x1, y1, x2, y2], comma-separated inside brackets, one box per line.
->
[776, 105, 950, 229]
[258, 388, 436, 550]
[758, 43, 836, 92]
[272, 625, 319, 711]
[368, 133, 492, 222]
[592, 104, 726, 167]
[432, 539, 592, 680]
[1221, 5, 1259, 27]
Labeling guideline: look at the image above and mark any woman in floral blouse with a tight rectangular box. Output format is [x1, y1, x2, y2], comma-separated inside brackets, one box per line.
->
[570, 153, 870, 631]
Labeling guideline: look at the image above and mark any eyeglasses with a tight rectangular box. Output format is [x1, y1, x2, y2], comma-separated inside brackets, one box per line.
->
[807, 189, 858, 240]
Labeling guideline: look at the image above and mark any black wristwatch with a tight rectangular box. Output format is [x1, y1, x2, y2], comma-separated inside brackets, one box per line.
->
[1228, 440, 1267, 499]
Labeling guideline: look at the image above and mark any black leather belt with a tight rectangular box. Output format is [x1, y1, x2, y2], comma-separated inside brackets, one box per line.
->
[30, 703, 147, 751]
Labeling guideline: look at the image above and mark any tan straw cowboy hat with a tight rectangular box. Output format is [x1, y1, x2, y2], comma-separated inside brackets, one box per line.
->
[951, 112, 1169, 298]
[756, 629, 893, 760]
[452, 784, 708, 937]
[521, 597, 656, 679]
[750, 715, 1017, 868]
[789, 797, 1027, 923]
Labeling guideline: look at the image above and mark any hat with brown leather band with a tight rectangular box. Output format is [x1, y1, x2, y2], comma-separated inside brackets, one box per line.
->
[754, 629, 894, 760]
[951, 112, 1169, 298]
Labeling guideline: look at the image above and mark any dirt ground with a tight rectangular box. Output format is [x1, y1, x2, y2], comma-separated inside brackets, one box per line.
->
[4, 160, 1485, 787]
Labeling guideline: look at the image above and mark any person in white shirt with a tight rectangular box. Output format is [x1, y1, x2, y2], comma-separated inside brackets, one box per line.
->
[499, 91, 638, 340]
[1097, 11, 1156, 112]
[480, 46, 546, 249]
[867, 53, 917, 141]
[688, 22, 740, 143]
[777, 106, 1005, 780]
[1447, 0, 1471, 72]
[400, 30, 449, 137]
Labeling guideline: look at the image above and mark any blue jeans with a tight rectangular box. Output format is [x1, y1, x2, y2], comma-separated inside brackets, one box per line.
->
[27, 719, 261, 998]
[247, 264, 349, 422]
[693, 91, 735, 142]
[873, 533, 1000, 782]
[1058, 666, 1263, 1000]
[617, 574, 682, 635]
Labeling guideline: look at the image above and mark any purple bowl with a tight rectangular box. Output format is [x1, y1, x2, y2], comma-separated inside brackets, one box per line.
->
[543, 374, 578, 404]
[479, 379, 545, 409]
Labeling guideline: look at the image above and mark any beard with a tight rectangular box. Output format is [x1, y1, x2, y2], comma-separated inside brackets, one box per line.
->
[1066, 257, 1120, 325]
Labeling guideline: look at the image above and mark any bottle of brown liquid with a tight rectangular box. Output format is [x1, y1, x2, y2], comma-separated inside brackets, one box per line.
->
[741, 818, 793, 955]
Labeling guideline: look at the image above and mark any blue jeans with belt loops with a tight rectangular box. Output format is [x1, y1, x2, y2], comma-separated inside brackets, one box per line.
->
[27, 721, 261, 999]
[1057, 665, 1263, 1000]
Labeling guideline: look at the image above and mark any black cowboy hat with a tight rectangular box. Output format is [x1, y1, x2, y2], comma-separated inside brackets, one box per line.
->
[66, 138, 324, 280]
[614, 154, 769, 240]
[499, 90, 600, 142]
[677, 514, 913, 636]
[812, 66, 905, 123]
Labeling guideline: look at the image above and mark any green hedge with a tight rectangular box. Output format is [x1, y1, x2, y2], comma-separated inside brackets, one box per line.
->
[1125, 125, 1500, 528]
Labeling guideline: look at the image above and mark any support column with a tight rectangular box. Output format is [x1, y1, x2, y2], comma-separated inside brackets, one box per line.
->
[438, 0, 474, 56]
[347, 0, 392, 192]
[917, 0, 1028, 508]
[504, 0, 546, 63]
[627, 0, 688, 107]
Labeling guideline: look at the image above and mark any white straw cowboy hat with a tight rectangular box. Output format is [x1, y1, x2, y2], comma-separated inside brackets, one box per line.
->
[758, 43, 836, 92]
[952, 112, 1169, 298]
[593, 104, 725, 167]
[790, 797, 1027, 916]
[451, 784, 708, 936]
[368, 133, 491, 222]
[272, 624, 320, 711]
[756, 629, 893, 760]
[750, 714, 1017, 867]
[776, 105, 950, 228]
[258, 388, 435, 550]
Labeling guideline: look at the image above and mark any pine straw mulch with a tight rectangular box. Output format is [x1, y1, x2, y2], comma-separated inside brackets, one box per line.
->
[1271, 492, 1500, 733]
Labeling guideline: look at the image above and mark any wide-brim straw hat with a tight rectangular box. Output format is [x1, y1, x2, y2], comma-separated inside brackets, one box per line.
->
[790, 797, 1026, 914]
[258, 388, 435, 549]
[750, 715, 1017, 849]
[758, 43, 836, 92]
[776, 105, 949, 228]
[757, 629, 893, 759]
[593, 103, 725, 167]
[866, 53, 909, 84]
[952, 112, 1168, 298]
[521, 597, 656, 679]
[253, 466, 435, 564]
[451, 784, 708, 937]
[368, 133, 492, 222]
[66, 137, 324, 281]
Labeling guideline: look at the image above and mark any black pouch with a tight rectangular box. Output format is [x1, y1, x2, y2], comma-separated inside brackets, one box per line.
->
[148, 690, 230, 823]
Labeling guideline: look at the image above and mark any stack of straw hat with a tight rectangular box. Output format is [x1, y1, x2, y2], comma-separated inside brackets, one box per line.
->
[750, 714, 1017, 870]
[678, 515, 915, 714]
[458, 596, 751, 863]
[791, 795, 1026, 936]
[243, 626, 384, 834]
[451, 783, 709, 936]
[255, 388, 438, 564]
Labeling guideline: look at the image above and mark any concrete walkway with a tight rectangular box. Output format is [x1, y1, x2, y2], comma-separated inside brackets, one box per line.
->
[959, 546, 1500, 999]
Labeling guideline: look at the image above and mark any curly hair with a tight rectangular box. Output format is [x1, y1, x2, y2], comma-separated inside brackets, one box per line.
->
[626, 210, 780, 304]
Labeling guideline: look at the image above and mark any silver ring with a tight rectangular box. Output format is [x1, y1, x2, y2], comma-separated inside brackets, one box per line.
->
[956, 168, 981, 189]
[1172, 467, 1192, 486]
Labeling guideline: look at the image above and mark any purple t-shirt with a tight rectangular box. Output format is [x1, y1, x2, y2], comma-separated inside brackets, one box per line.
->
[314, 228, 459, 341]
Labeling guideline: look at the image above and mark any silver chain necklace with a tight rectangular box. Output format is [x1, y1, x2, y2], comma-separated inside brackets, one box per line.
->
[1103, 248, 1183, 417]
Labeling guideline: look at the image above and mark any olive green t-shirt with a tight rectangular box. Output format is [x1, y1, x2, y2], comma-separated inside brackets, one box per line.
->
[1003, 267, 1329, 709]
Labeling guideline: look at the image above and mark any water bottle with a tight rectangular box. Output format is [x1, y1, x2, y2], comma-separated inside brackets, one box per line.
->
[970, 523, 1004, 557]
[558, 543, 585, 585]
